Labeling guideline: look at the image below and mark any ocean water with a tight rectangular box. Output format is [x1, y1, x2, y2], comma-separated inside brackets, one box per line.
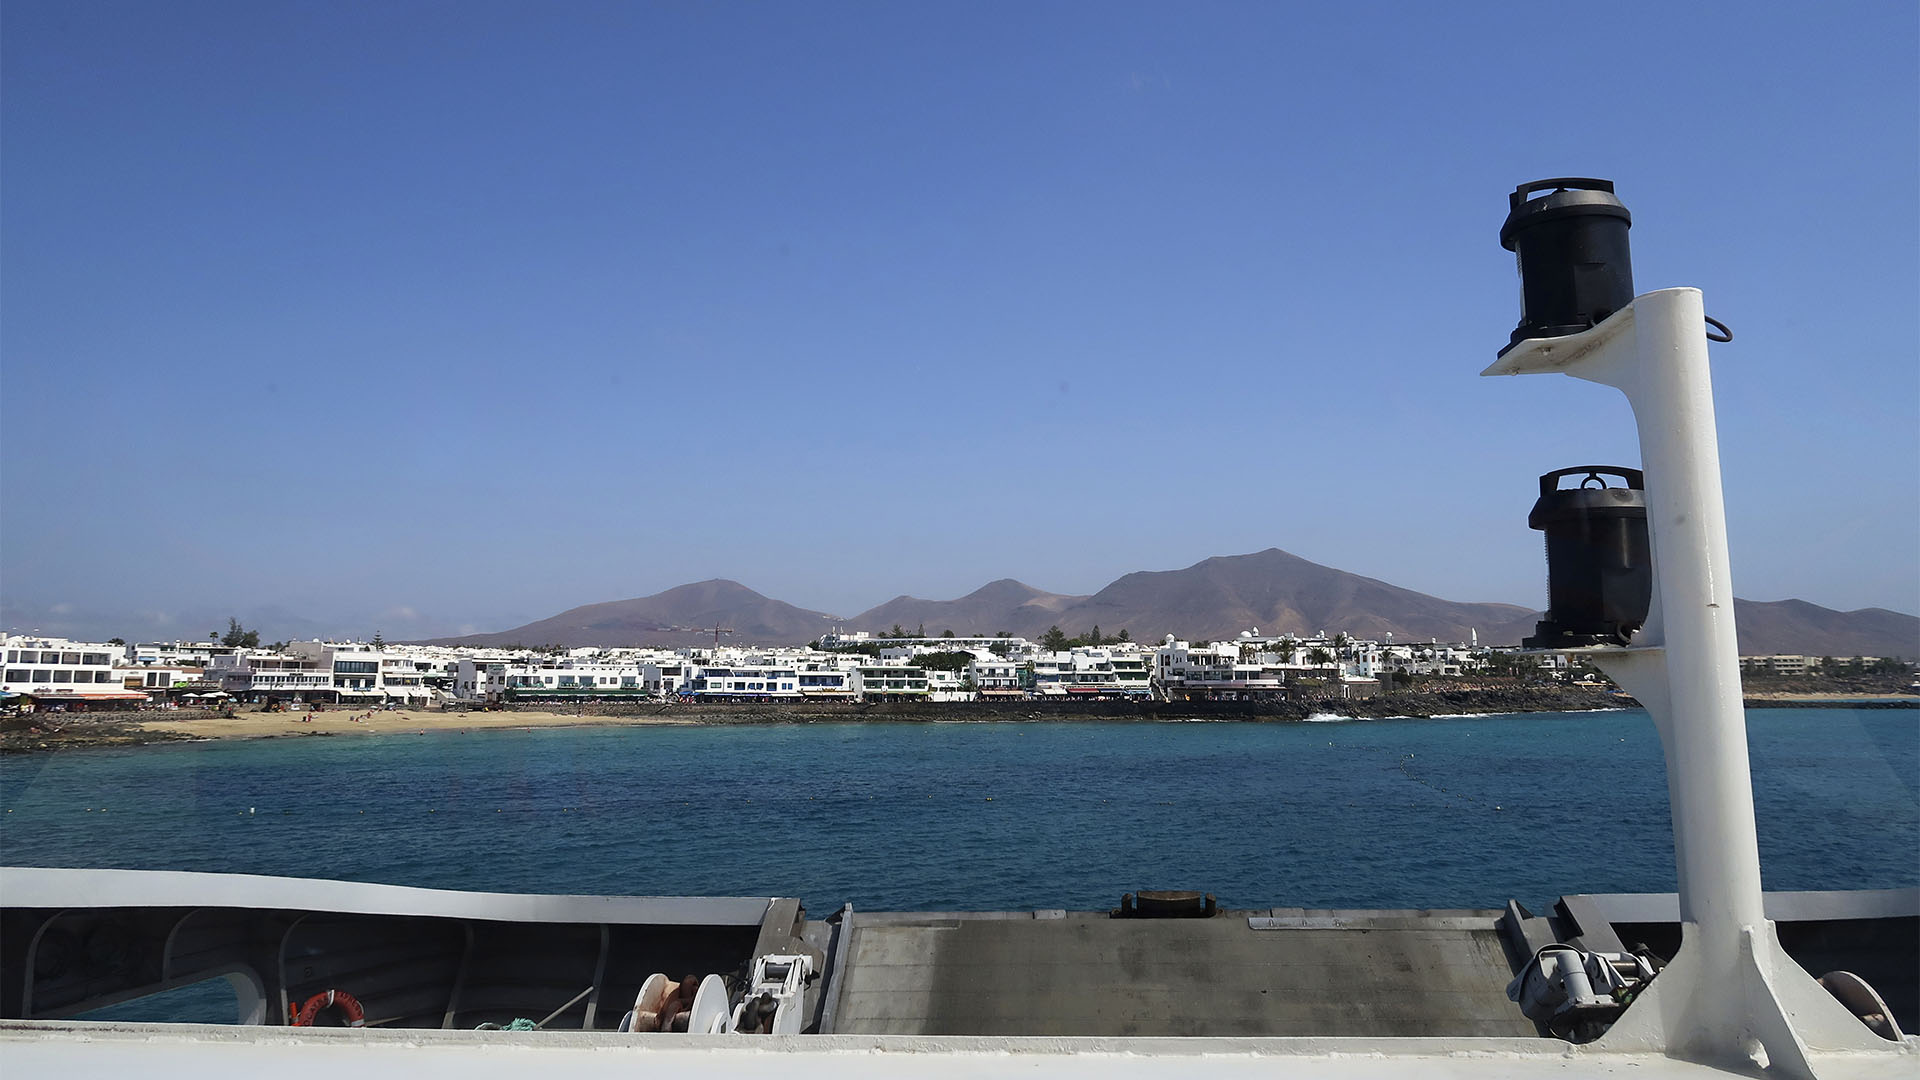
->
[1, 709, 1914, 914]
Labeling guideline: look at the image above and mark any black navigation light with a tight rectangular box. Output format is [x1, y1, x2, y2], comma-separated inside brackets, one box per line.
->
[1524, 466, 1651, 649]
[1499, 178, 1634, 356]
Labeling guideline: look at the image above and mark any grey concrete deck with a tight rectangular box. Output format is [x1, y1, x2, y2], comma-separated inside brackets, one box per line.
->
[827, 909, 1537, 1037]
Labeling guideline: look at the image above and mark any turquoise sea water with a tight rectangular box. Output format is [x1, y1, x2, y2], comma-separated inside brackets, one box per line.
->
[1, 709, 1914, 914]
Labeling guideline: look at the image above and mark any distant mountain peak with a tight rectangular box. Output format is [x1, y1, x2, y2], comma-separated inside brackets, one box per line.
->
[964, 578, 1047, 600]
[426, 551, 1917, 657]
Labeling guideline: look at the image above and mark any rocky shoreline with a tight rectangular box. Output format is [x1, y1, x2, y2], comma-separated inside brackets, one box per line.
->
[571, 686, 1634, 725]
[3, 687, 1911, 755]
[1, 712, 211, 755]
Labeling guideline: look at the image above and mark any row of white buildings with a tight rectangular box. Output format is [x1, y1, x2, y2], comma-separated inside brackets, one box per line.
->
[2, 627, 1526, 709]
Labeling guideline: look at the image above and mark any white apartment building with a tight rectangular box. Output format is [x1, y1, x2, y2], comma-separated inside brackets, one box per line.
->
[683, 662, 799, 699]
[626, 656, 692, 695]
[453, 659, 510, 701]
[1739, 655, 1816, 676]
[128, 640, 239, 667]
[924, 666, 975, 701]
[284, 641, 433, 702]
[2, 634, 150, 706]
[206, 651, 334, 700]
[1030, 648, 1153, 698]
[680, 658, 861, 700]
[453, 658, 644, 701]
[1152, 637, 1289, 701]
[854, 664, 929, 700]
[503, 661, 643, 696]
[967, 657, 1028, 696]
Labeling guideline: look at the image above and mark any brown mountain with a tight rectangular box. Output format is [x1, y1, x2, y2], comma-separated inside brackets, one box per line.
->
[851, 579, 1087, 638]
[1731, 599, 1918, 659]
[428, 552, 1918, 657]
[426, 579, 841, 648]
[1036, 548, 1539, 644]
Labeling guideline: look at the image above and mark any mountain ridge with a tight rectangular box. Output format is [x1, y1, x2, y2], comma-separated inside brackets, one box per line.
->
[423, 549, 1918, 658]
[421, 579, 841, 649]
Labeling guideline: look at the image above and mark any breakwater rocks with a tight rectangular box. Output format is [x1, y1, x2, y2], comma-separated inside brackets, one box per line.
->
[515, 686, 1632, 725]
[0, 710, 211, 754]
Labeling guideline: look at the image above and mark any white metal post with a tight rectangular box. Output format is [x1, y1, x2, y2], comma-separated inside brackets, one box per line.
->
[1484, 289, 1888, 1076]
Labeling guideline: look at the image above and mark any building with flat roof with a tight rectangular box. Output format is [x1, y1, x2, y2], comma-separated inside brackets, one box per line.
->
[1, 634, 151, 708]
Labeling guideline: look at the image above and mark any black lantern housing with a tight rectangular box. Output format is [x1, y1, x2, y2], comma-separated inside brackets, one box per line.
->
[1524, 466, 1651, 649]
[1499, 178, 1634, 356]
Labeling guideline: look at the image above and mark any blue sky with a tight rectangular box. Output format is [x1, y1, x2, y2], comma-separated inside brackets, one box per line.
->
[3, 1, 1916, 642]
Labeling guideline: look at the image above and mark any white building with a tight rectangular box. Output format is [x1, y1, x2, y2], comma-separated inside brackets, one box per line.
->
[682, 662, 800, 699]
[282, 641, 434, 703]
[128, 640, 239, 668]
[966, 657, 1028, 697]
[207, 650, 334, 700]
[2, 634, 149, 707]
[453, 657, 646, 701]
[117, 663, 208, 695]
[679, 655, 864, 700]
[854, 663, 929, 701]
[502, 660, 644, 696]
[1151, 637, 1289, 701]
[1029, 648, 1152, 698]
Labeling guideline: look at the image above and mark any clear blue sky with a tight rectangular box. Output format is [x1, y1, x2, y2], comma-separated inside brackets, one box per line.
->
[4, 0, 1916, 642]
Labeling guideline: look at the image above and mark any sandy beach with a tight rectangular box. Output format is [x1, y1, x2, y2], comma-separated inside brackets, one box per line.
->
[136, 707, 699, 742]
[1742, 692, 1918, 702]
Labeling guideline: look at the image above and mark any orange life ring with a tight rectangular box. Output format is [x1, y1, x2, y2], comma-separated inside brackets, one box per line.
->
[292, 988, 366, 1027]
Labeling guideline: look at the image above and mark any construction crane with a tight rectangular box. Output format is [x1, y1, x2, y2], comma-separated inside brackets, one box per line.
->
[698, 625, 734, 651]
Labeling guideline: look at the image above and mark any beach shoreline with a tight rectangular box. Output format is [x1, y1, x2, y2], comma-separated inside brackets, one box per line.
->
[139, 707, 703, 743]
[3, 687, 1911, 755]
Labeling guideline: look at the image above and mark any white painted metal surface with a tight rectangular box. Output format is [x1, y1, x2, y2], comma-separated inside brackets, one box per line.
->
[687, 975, 733, 1034]
[3, 1022, 1914, 1079]
[735, 953, 815, 1034]
[1484, 289, 1894, 1076]
[0, 866, 775, 926]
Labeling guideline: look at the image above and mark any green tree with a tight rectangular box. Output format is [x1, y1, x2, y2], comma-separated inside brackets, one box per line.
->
[916, 651, 974, 672]
[1086, 625, 1103, 646]
[1273, 636, 1301, 667]
[107, 637, 126, 646]
[1115, 628, 1130, 642]
[221, 618, 260, 649]
[371, 631, 385, 650]
[941, 629, 955, 638]
[1040, 626, 1070, 652]
[890, 623, 906, 639]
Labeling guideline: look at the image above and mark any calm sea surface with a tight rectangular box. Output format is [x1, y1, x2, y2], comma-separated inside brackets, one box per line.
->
[2, 709, 1914, 913]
